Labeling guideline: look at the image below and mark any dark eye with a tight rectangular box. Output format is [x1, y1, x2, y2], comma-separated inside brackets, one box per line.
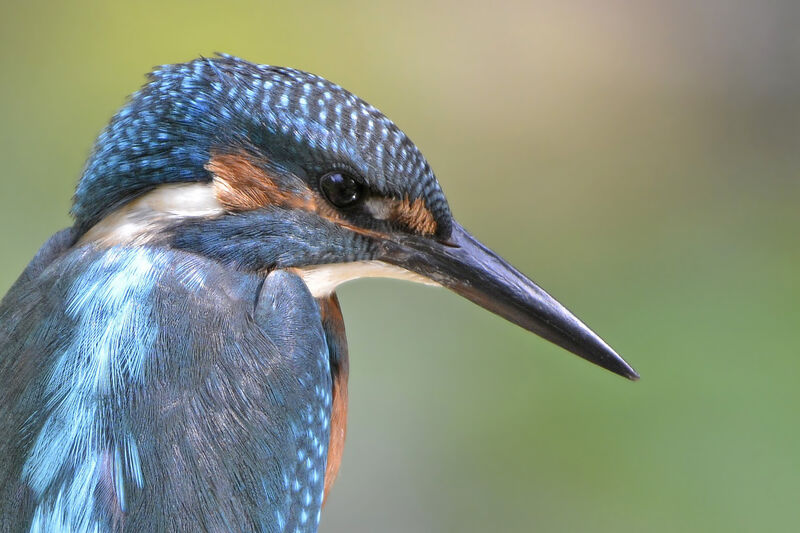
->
[320, 171, 365, 208]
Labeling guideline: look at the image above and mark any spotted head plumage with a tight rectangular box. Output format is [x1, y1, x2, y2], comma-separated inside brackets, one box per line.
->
[73, 55, 452, 244]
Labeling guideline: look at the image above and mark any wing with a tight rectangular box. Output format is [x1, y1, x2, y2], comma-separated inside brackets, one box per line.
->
[0, 241, 331, 532]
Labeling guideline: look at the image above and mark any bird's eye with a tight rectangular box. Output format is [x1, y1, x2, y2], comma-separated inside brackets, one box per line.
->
[320, 172, 365, 208]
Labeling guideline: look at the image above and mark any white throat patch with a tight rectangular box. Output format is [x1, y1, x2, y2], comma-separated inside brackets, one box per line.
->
[295, 261, 439, 297]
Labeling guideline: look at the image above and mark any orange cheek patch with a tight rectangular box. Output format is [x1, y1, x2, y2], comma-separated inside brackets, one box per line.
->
[207, 152, 430, 239]
[207, 153, 317, 212]
[207, 152, 354, 229]
[389, 196, 438, 236]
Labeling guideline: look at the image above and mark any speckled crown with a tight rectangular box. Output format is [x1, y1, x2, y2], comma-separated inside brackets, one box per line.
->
[72, 55, 452, 237]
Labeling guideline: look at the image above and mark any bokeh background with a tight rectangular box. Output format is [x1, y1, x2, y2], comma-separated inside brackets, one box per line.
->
[1, 1, 798, 531]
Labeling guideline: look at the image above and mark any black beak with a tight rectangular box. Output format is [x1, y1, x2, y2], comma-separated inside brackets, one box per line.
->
[379, 221, 639, 380]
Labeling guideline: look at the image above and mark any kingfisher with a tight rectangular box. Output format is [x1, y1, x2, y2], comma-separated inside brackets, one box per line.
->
[0, 55, 637, 532]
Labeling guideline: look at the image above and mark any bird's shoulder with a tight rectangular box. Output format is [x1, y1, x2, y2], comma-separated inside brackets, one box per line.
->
[0, 238, 331, 532]
[1, 236, 323, 349]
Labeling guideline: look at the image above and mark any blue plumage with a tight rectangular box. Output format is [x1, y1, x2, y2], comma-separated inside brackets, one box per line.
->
[170, 206, 377, 271]
[0, 239, 330, 531]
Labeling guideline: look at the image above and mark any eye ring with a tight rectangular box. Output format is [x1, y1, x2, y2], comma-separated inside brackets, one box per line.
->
[319, 171, 365, 208]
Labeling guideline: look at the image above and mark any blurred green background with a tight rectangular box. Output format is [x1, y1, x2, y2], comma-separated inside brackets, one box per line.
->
[1, 1, 798, 531]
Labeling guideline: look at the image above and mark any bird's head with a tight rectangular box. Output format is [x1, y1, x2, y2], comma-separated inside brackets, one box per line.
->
[73, 55, 637, 379]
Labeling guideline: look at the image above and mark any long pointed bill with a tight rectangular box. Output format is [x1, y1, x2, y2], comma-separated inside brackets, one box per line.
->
[378, 221, 639, 380]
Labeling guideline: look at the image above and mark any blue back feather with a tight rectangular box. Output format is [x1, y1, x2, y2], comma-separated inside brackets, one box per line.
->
[0, 238, 331, 532]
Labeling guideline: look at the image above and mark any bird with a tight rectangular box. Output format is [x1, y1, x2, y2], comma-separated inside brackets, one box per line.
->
[0, 55, 637, 532]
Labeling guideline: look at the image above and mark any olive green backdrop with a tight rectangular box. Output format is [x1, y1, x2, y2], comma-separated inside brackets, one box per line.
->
[1, 1, 798, 531]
